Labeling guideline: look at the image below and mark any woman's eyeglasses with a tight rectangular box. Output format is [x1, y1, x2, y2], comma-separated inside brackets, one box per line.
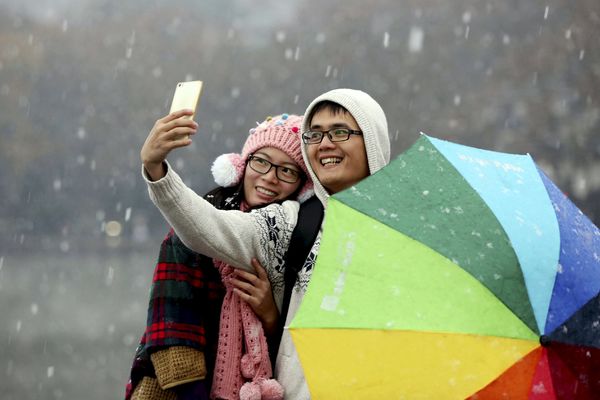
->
[247, 155, 303, 184]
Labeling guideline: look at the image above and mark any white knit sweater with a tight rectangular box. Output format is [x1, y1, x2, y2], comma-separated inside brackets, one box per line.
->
[143, 161, 299, 312]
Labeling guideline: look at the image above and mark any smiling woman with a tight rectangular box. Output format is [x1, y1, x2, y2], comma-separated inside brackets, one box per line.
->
[243, 149, 304, 208]
[128, 113, 313, 400]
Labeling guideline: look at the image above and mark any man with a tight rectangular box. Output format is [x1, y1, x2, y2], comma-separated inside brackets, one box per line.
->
[273, 88, 391, 399]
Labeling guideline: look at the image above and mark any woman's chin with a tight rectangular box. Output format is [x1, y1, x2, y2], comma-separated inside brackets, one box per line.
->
[247, 196, 270, 208]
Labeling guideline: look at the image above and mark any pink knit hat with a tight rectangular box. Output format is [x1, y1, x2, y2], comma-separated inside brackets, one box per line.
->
[211, 114, 314, 203]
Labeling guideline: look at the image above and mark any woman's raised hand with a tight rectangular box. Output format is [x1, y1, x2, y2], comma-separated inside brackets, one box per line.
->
[140, 109, 197, 181]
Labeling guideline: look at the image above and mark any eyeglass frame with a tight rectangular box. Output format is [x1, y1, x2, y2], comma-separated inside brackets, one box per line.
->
[302, 128, 363, 144]
[246, 154, 304, 184]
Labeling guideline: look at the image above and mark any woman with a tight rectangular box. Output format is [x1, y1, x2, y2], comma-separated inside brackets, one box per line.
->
[138, 89, 391, 399]
[126, 111, 312, 400]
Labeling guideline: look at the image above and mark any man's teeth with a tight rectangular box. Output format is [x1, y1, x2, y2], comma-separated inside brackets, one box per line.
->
[321, 157, 342, 166]
[256, 187, 276, 196]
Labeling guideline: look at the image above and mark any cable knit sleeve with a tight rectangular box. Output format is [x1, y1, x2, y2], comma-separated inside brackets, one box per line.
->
[142, 162, 299, 289]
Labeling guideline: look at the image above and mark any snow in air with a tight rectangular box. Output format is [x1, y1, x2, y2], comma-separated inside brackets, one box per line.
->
[532, 381, 547, 394]
[125, 207, 132, 222]
[408, 26, 424, 53]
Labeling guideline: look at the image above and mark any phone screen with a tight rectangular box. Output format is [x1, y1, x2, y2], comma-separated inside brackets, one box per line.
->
[169, 81, 203, 119]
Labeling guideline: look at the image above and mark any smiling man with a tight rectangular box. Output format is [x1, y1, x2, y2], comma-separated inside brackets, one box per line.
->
[273, 89, 391, 399]
[304, 101, 371, 194]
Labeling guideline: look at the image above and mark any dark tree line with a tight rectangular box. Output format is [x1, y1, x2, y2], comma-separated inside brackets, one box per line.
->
[0, 0, 598, 252]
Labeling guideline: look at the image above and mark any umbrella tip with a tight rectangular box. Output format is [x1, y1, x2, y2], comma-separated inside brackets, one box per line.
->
[539, 335, 551, 347]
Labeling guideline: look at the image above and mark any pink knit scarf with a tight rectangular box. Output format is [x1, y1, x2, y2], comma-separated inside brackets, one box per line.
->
[210, 204, 284, 400]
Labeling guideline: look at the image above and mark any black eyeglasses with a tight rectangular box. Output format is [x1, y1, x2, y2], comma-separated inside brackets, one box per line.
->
[302, 128, 363, 144]
[247, 155, 303, 184]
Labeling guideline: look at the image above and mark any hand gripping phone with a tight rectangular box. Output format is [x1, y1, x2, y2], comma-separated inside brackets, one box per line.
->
[169, 80, 203, 120]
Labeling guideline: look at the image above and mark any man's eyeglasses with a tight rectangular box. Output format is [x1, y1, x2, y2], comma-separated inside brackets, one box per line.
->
[247, 155, 303, 184]
[302, 128, 363, 144]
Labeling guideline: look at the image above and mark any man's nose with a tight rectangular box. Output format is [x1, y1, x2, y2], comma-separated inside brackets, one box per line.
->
[318, 133, 336, 150]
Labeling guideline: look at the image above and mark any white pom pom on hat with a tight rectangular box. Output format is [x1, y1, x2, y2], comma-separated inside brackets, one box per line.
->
[211, 153, 246, 187]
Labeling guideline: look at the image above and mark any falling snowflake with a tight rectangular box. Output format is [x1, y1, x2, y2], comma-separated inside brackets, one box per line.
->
[408, 26, 424, 53]
[532, 382, 547, 394]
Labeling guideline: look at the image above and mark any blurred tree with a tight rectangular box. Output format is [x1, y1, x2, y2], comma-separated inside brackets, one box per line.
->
[0, 0, 598, 253]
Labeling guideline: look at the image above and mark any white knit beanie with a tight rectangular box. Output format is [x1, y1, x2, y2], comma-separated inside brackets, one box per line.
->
[301, 89, 391, 204]
[211, 114, 314, 203]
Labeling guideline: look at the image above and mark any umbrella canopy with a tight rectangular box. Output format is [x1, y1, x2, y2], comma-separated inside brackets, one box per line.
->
[289, 134, 600, 399]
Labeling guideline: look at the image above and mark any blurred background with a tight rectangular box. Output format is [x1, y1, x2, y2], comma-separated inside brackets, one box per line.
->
[0, 0, 598, 398]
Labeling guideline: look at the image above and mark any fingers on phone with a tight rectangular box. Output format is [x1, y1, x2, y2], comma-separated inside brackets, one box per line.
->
[164, 119, 196, 135]
[172, 109, 194, 118]
[163, 109, 193, 123]
[166, 126, 196, 141]
[174, 131, 196, 144]
[172, 116, 197, 130]
[171, 136, 192, 149]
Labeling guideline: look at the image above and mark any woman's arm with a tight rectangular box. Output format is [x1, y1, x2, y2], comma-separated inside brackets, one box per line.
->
[143, 161, 299, 277]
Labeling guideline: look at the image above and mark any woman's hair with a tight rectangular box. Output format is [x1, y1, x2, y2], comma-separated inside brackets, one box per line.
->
[204, 185, 243, 210]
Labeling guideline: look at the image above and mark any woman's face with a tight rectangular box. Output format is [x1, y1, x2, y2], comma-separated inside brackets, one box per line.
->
[243, 146, 303, 208]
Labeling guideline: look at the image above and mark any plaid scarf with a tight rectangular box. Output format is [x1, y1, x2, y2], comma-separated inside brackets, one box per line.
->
[125, 187, 242, 399]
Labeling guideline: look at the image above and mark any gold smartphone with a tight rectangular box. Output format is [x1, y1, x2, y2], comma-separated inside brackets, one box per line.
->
[169, 80, 203, 119]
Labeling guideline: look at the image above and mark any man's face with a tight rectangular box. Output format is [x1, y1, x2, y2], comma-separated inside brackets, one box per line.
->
[306, 108, 369, 194]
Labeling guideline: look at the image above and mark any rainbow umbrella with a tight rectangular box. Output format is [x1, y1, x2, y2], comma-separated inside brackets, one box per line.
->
[289, 134, 600, 399]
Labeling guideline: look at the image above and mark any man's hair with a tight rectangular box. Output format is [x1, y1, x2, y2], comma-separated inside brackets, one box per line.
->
[306, 100, 349, 126]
